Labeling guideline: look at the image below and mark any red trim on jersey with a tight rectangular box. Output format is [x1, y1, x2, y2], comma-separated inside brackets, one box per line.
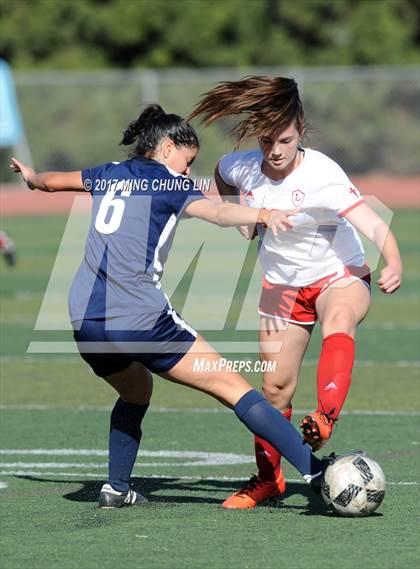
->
[339, 199, 364, 217]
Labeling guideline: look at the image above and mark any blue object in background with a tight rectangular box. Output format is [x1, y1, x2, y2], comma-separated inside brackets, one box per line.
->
[0, 59, 23, 147]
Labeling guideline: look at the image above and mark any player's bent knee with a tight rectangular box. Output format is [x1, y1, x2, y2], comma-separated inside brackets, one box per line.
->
[262, 375, 297, 406]
[323, 308, 356, 334]
[105, 363, 153, 405]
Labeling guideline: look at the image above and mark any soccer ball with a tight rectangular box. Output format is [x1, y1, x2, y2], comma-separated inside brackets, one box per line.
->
[321, 454, 386, 517]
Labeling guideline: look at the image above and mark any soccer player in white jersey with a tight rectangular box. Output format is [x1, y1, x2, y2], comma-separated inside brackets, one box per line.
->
[189, 76, 402, 509]
[10, 104, 340, 510]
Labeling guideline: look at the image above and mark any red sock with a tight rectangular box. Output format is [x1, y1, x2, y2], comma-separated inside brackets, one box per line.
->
[255, 407, 292, 481]
[317, 333, 355, 420]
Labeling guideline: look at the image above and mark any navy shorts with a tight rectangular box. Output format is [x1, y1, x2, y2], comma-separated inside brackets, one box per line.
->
[73, 307, 197, 378]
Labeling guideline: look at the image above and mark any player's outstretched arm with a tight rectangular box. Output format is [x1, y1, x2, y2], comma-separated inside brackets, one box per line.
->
[184, 198, 297, 236]
[345, 202, 402, 294]
[9, 157, 84, 192]
[214, 164, 257, 240]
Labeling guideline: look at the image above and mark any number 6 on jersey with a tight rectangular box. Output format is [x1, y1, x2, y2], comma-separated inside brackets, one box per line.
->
[95, 187, 126, 234]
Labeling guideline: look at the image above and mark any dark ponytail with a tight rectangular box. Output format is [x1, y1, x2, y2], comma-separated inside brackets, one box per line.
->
[120, 104, 199, 158]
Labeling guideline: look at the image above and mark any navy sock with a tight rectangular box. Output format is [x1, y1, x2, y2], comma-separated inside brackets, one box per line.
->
[108, 398, 149, 492]
[234, 390, 322, 478]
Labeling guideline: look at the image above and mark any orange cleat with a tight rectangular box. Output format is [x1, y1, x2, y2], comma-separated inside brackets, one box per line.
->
[300, 410, 335, 452]
[222, 471, 286, 509]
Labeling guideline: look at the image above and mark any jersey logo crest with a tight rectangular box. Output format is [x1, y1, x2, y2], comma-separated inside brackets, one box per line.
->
[292, 189, 305, 207]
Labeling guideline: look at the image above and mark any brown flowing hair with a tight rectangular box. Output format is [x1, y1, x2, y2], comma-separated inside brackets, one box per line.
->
[188, 76, 306, 145]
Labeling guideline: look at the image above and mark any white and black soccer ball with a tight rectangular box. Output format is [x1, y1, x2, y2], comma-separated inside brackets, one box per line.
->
[321, 454, 386, 517]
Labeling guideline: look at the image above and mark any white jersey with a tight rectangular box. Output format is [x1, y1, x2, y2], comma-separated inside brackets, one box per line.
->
[218, 148, 365, 286]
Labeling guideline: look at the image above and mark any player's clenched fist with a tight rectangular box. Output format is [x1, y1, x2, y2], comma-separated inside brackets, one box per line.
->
[377, 264, 402, 294]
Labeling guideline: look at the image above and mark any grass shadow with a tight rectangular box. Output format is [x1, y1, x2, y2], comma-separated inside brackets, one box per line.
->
[14, 475, 327, 511]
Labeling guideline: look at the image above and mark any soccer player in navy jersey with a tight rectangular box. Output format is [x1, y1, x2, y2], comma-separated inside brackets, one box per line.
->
[11, 104, 336, 509]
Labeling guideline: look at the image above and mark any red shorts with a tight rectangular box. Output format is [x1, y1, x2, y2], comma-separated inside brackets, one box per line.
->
[258, 266, 371, 325]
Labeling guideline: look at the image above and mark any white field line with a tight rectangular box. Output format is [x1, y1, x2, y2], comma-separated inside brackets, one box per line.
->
[0, 470, 416, 486]
[1, 356, 419, 367]
[0, 404, 419, 416]
[148, 408, 420, 417]
[0, 449, 254, 466]
[0, 450, 418, 487]
[362, 323, 420, 330]
[0, 462, 110, 468]
[0, 461, 247, 468]
[0, 449, 250, 457]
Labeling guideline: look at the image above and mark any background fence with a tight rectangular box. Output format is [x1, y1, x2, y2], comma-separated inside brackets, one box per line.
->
[1, 65, 418, 180]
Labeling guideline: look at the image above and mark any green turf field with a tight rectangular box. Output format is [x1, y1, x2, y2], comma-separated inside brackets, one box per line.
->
[0, 211, 419, 569]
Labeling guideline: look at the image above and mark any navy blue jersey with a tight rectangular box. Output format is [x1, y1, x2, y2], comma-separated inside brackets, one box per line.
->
[68, 157, 205, 324]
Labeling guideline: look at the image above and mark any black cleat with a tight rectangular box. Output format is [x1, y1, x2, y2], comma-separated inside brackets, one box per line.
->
[98, 483, 148, 508]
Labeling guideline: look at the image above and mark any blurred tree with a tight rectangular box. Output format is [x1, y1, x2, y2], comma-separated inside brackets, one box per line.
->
[0, 0, 418, 68]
